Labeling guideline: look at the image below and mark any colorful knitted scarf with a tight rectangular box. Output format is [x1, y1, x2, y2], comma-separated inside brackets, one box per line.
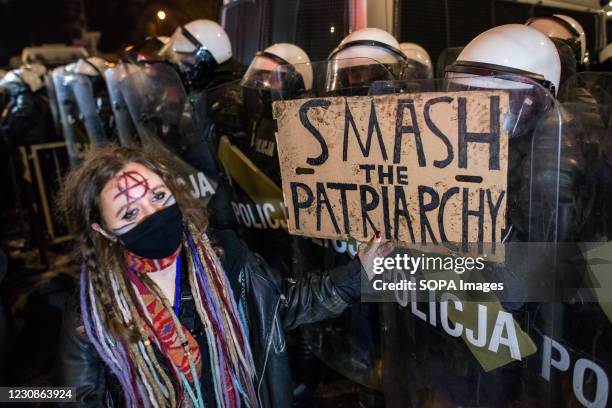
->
[125, 247, 202, 383]
[125, 246, 181, 273]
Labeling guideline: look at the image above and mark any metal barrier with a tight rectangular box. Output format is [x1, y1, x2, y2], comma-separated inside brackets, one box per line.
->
[19, 142, 73, 245]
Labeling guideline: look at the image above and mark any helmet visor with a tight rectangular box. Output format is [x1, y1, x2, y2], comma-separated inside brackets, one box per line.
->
[404, 59, 434, 79]
[241, 54, 307, 99]
[325, 57, 401, 96]
[445, 70, 555, 139]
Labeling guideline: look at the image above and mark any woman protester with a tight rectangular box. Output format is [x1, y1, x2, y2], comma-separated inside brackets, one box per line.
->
[57, 144, 391, 407]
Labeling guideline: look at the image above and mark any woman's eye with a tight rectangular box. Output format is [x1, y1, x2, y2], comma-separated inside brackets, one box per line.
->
[153, 191, 166, 201]
[123, 208, 138, 221]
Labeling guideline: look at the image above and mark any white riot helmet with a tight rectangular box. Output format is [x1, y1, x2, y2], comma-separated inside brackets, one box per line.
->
[446, 24, 560, 139]
[161, 19, 232, 82]
[326, 27, 407, 95]
[2, 68, 44, 92]
[399, 42, 433, 79]
[527, 14, 586, 64]
[446, 24, 560, 94]
[73, 57, 109, 77]
[241, 43, 312, 98]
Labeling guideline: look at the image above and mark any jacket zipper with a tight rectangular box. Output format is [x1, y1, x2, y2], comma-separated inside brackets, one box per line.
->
[257, 295, 282, 407]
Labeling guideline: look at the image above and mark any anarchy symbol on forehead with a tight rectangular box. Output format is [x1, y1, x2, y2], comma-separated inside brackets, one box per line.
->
[114, 171, 151, 206]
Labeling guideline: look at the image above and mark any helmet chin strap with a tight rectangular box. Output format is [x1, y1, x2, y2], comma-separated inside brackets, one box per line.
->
[180, 25, 219, 74]
[180, 26, 203, 50]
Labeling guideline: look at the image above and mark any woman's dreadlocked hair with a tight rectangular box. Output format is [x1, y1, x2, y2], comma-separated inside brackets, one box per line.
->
[57, 144, 257, 407]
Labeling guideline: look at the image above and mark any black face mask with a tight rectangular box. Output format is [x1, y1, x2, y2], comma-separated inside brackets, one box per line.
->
[118, 203, 184, 259]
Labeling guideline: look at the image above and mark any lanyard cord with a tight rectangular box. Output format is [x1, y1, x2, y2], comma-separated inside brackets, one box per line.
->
[174, 256, 181, 316]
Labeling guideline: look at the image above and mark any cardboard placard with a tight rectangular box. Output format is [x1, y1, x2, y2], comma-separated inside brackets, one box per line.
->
[273, 91, 510, 256]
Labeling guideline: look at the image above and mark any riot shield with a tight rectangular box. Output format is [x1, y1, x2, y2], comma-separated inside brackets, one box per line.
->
[558, 72, 612, 249]
[257, 59, 408, 394]
[105, 64, 138, 147]
[336, 76, 611, 408]
[558, 72, 612, 143]
[271, 68, 612, 407]
[559, 71, 612, 106]
[553, 72, 612, 408]
[121, 62, 217, 203]
[558, 72, 612, 406]
[44, 73, 61, 137]
[70, 73, 108, 145]
[206, 59, 400, 403]
[52, 67, 90, 166]
[435, 46, 464, 78]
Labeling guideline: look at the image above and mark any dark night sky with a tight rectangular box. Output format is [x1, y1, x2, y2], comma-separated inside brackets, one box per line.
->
[0, 0, 221, 66]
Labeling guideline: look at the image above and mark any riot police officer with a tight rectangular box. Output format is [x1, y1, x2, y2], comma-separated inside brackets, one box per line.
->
[0, 65, 53, 146]
[160, 19, 246, 173]
[53, 57, 112, 165]
[69, 56, 115, 141]
[223, 43, 327, 403]
[161, 19, 245, 92]
[325, 27, 410, 96]
[105, 37, 170, 147]
[399, 42, 434, 79]
[527, 14, 589, 69]
[320, 28, 411, 407]
[0, 64, 56, 253]
[377, 24, 585, 408]
[239, 43, 313, 185]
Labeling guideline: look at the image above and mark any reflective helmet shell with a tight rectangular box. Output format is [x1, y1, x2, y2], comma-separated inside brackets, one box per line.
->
[260, 43, 313, 91]
[166, 19, 232, 65]
[330, 27, 403, 66]
[553, 14, 586, 62]
[399, 42, 433, 72]
[452, 24, 561, 92]
[527, 15, 586, 62]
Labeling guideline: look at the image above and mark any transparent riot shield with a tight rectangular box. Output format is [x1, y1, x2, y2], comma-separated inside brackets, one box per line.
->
[70, 73, 108, 145]
[212, 59, 399, 401]
[435, 46, 464, 78]
[122, 62, 217, 203]
[559, 72, 612, 241]
[272, 67, 611, 407]
[44, 73, 61, 137]
[258, 59, 410, 394]
[105, 64, 138, 147]
[53, 66, 114, 166]
[559, 71, 612, 106]
[345, 76, 611, 408]
[52, 67, 90, 166]
[556, 75, 612, 408]
[559, 73, 612, 158]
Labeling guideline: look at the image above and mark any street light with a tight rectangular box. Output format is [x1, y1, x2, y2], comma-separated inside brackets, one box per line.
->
[156, 10, 167, 21]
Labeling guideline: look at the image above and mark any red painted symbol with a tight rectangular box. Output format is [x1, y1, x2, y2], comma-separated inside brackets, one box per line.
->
[114, 171, 150, 206]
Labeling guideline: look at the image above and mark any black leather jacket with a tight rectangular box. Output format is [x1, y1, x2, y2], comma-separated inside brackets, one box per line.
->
[58, 230, 362, 407]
